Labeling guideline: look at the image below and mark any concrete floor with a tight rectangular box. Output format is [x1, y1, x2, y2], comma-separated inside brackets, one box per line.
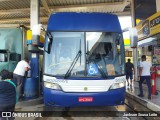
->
[11, 81, 160, 120]
[14, 104, 139, 120]
[126, 81, 160, 108]
[13, 98, 159, 120]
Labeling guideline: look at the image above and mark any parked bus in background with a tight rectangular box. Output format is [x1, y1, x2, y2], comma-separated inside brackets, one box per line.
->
[0, 28, 23, 73]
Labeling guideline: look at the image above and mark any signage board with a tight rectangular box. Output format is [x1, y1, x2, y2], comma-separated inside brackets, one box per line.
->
[136, 11, 160, 40]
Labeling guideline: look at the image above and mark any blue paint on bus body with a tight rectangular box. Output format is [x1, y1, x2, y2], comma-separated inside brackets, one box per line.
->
[43, 87, 125, 107]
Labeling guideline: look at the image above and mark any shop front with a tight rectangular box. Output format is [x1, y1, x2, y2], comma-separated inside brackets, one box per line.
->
[136, 11, 160, 92]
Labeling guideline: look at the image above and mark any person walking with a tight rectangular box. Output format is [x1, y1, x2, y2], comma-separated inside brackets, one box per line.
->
[0, 69, 18, 120]
[13, 57, 30, 99]
[138, 55, 152, 99]
[125, 58, 135, 86]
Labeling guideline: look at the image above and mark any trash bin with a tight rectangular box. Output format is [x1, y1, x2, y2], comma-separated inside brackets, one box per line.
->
[24, 77, 39, 100]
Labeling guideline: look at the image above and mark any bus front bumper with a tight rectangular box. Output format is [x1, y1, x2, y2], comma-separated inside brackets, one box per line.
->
[43, 87, 125, 107]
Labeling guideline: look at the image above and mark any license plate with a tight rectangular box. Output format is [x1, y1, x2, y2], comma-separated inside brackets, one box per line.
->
[78, 97, 93, 102]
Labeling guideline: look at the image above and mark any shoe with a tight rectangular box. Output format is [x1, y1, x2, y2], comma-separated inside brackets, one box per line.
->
[138, 94, 144, 97]
[148, 96, 151, 100]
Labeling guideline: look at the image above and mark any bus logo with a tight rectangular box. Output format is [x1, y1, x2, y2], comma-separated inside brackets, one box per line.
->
[84, 87, 88, 91]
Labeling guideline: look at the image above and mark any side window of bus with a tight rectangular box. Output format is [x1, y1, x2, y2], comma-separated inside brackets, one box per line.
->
[116, 39, 121, 65]
[116, 34, 125, 75]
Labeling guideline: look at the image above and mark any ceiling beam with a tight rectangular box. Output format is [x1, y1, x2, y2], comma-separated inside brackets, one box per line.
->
[0, 0, 13, 1]
[114, 11, 130, 16]
[0, 11, 130, 24]
[0, 8, 45, 15]
[51, 1, 127, 12]
[0, 17, 48, 23]
[0, 24, 20, 28]
[120, 0, 130, 11]
[41, 0, 51, 16]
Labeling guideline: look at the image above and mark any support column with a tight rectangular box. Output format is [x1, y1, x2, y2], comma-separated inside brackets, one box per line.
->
[29, 0, 40, 51]
[156, 0, 160, 12]
[131, 0, 138, 81]
[29, 0, 40, 97]
[31, 0, 40, 30]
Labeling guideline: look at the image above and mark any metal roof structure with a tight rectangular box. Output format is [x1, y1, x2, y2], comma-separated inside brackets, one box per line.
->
[134, 0, 156, 20]
[0, 0, 131, 27]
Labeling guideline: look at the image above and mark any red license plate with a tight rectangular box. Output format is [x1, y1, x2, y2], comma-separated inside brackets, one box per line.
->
[78, 97, 93, 102]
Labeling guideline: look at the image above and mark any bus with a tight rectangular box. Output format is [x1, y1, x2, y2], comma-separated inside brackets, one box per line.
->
[0, 28, 23, 73]
[43, 12, 126, 107]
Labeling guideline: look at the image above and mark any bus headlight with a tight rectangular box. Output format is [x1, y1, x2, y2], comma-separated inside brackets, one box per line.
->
[44, 82, 62, 90]
[109, 82, 125, 90]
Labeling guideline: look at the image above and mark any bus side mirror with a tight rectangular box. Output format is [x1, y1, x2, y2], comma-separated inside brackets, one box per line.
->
[45, 32, 53, 54]
[48, 39, 52, 54]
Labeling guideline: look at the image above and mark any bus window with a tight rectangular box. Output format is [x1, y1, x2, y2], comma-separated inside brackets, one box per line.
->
[44, 32, 85, 76]
[86, 32, 124, 77]
[59, 45, 72, 62]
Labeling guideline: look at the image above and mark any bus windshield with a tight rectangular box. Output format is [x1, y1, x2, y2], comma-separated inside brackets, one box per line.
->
[44, 32, 125, 78]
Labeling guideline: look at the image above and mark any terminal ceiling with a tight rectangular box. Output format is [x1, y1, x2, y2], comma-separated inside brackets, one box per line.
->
[0, 0, 156, 28]
[0, 0, 131, 28]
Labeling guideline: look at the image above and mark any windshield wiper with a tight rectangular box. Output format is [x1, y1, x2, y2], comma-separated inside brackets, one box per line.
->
[64, 50, 81, 79]
[92, 61, 108, 79]
[86, 42, 107, 79]
[64, 40, 81, 79]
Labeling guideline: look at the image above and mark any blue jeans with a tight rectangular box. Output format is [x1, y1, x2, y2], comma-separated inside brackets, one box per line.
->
[13, 73, 24, 98]
[139, 76, 151, 97]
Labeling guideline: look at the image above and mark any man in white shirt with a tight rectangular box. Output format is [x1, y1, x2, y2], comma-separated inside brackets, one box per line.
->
[138, 55, 152, 99]
[13, 57, 30, 99]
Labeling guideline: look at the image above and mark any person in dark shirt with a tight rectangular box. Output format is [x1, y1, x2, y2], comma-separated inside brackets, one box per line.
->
[125, 59, 135, 86]
[0, 69, 17, 120]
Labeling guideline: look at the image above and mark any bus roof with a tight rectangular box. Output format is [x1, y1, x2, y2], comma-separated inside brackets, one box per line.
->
[47, 12, 122, 32]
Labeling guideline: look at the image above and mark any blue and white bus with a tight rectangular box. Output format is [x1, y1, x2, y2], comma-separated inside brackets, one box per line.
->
[43, 12, 126, 107]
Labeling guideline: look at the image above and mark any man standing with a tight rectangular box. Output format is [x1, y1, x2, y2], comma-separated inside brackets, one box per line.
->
[125, 58, 135, 86]
[13, 57, 30, 99]
[138, 55, 152, 99]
